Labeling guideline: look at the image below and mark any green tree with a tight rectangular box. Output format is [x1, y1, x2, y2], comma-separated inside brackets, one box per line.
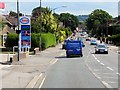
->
[86, 9, 112, 37]
[31, 7, 57, 34]
[59, 13, 79, 32]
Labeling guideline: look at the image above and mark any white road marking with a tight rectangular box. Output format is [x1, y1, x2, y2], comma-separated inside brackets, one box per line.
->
[107, 81, 117, 84]
[93, 73, 101, 79]
[116, 72, 120, 76]
[100, 63, 104, 65]
[39, 75, 46, 88]
[106, 67, 114, 71]
[102, 81, 112, 88]
[26, 73, 43, 88]
[97, 60, 100, 62]
[51, 59, 58, 65]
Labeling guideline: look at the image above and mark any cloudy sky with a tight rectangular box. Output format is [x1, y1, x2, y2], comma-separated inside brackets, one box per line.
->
[1, 0, 119, 17]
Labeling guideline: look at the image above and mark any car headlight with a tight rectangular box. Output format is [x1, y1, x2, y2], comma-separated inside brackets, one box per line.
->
[96, 49, 99, 51]
[105, 49, 108, 51]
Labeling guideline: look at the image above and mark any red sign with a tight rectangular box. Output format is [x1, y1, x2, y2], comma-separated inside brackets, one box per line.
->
[0, 2, 5, 9]
[20, 17, 29, 24]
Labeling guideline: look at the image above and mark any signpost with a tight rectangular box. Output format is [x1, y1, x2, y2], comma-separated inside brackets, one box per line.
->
[19, 16, 31, 51]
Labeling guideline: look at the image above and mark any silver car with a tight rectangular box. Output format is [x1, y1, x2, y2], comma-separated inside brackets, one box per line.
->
[95, 44, 108, 54]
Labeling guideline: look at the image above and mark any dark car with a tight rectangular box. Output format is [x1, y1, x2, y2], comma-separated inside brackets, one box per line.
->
[86, 37, 91, 41]
[95, 44, 108, 54]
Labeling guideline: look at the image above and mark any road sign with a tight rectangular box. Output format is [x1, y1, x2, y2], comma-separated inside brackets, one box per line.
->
[19, 16, 31, 48]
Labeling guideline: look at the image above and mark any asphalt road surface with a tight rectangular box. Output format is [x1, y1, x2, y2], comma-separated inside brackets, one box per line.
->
[41, 37, 118, 88]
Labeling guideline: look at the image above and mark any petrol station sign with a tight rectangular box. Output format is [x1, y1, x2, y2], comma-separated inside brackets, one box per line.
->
[19, 16, 31, 48]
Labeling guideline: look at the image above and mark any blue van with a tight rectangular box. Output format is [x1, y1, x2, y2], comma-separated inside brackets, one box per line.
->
[66, 40, 83, 57]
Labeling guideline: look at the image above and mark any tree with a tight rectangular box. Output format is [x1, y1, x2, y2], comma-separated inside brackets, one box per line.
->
[31, 7, 57, 34]
[59, 13, 79, 32]
[86, 9, 112, 37]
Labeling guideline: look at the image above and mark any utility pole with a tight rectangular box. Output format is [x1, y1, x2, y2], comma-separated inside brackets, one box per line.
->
[17, 0, 20, 61]
[39, 0, 42, 51]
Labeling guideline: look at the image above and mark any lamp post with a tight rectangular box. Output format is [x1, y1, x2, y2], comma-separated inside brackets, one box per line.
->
[52, 6, 67, 14]
[39, 0, 42, 51]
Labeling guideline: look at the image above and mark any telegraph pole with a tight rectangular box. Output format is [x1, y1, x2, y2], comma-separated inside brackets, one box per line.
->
[39, 0, 42, 51]
[17, 0, 20, 61]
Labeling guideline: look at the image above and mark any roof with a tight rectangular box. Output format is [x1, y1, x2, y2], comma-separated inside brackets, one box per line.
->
[4, 15, 18, 26]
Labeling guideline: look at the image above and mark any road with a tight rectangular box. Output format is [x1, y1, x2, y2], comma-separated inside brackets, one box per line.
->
[40, 37, 118, 88]
[1, 33, 119, 88]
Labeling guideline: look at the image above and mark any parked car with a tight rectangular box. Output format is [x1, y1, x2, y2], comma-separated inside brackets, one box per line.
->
[95, 44, 108, 54]
[62, 40, 68, 49]
[90, 40, 97, 45]
[86, 37, 91, 41]
[66, 40, 83, 57]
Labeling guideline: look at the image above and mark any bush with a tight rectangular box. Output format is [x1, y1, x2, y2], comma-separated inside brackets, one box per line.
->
[41, 33, 56, 49]
[5, 33, 56, 49]
[5, 34, 18, 47]
[108, 34, 120, 45]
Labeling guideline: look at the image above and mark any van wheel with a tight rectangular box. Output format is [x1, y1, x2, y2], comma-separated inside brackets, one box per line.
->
[80, 54, 83, 57]
[67, 55, 70, 58]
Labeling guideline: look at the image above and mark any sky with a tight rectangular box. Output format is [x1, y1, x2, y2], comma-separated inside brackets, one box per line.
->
[1, 0, 119, 17]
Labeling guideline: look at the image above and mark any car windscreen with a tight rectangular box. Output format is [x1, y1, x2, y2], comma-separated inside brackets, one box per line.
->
[97, 45, 106, 48]
[67, 43, 80, 48]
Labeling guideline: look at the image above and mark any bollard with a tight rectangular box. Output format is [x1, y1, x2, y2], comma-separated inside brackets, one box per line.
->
[10, 57, 12, 63]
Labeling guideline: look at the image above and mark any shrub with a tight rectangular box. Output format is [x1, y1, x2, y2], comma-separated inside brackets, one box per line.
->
[5, 33, 56, 49]
[5, 34, 18, 47]
[108, 34, 120, 45]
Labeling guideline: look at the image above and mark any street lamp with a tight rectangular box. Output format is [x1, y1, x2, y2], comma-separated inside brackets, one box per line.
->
[52, 6, 67, 14]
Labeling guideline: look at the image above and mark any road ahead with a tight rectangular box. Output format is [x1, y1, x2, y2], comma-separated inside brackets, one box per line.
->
[41, 37, 118, 88]
[1, 33, 118, 88]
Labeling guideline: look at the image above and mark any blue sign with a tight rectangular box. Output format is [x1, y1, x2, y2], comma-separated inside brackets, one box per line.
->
[21, 25, 31, 48]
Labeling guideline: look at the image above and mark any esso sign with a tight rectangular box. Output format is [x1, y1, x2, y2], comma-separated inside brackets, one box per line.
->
[20, 17, 29, 24]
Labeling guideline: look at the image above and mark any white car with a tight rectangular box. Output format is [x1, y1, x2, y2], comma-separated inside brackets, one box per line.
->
[95, 44, 108, 54]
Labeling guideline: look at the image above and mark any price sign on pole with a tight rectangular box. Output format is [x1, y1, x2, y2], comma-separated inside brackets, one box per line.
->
[19, 16, 31, 49]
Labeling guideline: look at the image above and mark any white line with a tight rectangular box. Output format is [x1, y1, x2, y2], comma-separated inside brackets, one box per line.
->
[39, 75, 46, 88]
[116, 72, 120, 76]
[97, 60, 100, 62]
[102, 81, 112, 88]
[100, 63, 105, 65]
[51, 59, 58, 65]
[106, 67, 114, 71]
[93, 73, 101, 79]
[26, 73, 43, 88]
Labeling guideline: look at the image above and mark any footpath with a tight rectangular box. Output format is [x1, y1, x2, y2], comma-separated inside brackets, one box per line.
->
[1, 43, 64, 88]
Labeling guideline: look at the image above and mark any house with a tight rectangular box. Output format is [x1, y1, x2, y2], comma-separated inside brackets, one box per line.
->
[0, 15, 17, 46]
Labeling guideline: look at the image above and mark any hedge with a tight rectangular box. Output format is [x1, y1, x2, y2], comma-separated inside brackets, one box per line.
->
[107, 34, 120, 45]
[5, 34, 18, 47]
[5, 33, 56, 49]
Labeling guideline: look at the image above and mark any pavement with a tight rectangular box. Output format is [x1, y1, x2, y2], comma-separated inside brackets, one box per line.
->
[1, 43, 64, 88]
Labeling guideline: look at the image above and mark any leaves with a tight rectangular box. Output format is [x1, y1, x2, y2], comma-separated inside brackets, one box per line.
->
[86, 9, 112, 36]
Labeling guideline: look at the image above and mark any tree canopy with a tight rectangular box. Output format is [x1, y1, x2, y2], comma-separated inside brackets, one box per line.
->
[59, 13, 79, 32]
[86, 9, 112, 36]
